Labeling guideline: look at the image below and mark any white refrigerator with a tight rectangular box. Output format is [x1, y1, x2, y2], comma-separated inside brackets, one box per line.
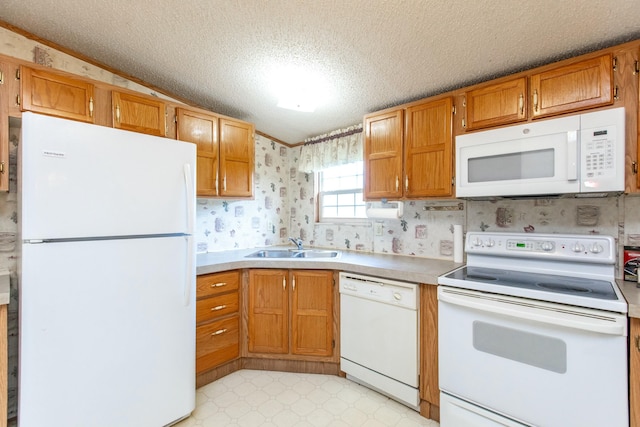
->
[18, 112, 197, 427]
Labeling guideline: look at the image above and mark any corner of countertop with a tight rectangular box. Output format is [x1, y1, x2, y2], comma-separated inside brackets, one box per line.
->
[196, 247, 462, 285]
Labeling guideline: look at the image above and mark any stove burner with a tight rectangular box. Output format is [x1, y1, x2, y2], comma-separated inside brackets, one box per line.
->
[535, 283, 593, 294]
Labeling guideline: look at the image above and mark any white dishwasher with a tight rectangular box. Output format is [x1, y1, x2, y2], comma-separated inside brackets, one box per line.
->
[339, 272, 419, 410]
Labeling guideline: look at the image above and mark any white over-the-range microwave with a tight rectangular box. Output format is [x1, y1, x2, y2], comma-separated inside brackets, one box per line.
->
[455, 107, 625, 198]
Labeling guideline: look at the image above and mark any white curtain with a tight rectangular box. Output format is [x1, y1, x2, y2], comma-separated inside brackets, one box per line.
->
[298, 124, 363, 173]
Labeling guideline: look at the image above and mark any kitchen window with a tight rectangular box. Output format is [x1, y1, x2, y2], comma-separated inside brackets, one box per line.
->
[318, 161, 366, 221]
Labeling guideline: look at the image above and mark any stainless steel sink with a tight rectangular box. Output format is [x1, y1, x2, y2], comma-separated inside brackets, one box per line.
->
[294, 250, 340, 258]
[246, 249, 340, 258]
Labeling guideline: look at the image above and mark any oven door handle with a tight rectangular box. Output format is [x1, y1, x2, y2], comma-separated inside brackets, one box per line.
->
[439, 288, 627, 336]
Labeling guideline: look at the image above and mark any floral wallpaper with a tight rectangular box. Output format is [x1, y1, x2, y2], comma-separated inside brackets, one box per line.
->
[197, 136, 640, 281]
[195, 135, 291, 252]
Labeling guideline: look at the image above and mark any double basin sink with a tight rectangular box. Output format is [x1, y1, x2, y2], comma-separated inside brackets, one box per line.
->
[246, 249, 340, 259]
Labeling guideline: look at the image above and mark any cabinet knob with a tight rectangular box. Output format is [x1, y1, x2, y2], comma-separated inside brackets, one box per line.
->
[211, 328, 227, 337]
[211, 282, 227, 288]
[211, 304, 226, 311]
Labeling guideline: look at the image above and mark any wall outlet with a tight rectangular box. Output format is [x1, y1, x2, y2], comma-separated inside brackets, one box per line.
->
[374, 222, 383, 236]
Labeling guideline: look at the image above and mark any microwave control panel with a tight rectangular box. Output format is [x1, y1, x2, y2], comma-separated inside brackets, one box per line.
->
[579, 107, 624, 192]
[582, 124, 615, 179]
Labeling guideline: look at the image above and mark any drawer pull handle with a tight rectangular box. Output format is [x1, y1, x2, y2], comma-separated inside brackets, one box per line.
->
[211, 304, 226, 311]
[211, 328, 227, 337]
[211, 282, 227, 288]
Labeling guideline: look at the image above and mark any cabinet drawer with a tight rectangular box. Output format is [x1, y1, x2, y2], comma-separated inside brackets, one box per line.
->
[197, 271, 240, 298]
[196, 291, 239, 324]
[196, 316, 239, 373]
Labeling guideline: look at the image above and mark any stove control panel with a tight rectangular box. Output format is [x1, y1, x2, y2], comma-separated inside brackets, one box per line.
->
[466, 232, 615, 264]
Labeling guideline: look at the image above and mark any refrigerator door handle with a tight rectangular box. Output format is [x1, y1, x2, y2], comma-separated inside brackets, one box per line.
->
[183, 163, 195, 306]
[183, 163, 195, 234]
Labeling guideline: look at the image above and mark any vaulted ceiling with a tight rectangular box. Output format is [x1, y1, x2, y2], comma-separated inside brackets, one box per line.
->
[1, 0, 639, 144]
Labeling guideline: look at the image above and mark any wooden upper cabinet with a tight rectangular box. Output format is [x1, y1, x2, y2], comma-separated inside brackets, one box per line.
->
[364, 109, 404, 199]
[176, 108, 220, 197]
[20, 66, 95, 123]
[0, 60, 20, 192]
[531, 54, 614, 119]
[465, 77, 527, 130]
[112, 90, 166, 136]
[405, 98, 453, 198]
[219, 118, 254, 198]
[291, 270, 333, 357]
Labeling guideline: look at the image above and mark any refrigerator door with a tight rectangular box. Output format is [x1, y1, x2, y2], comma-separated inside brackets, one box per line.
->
[19, 236, 195, 427]
[20, 112, 196, 240]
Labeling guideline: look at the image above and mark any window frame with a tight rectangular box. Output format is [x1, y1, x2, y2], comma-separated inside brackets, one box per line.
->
[316, 161, 367, 224]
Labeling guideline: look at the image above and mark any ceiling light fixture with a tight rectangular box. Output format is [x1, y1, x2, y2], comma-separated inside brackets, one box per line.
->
[270, 64, 329, 113]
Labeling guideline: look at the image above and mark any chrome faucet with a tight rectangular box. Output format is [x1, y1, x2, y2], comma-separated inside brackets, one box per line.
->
[289, 237, 304, 250]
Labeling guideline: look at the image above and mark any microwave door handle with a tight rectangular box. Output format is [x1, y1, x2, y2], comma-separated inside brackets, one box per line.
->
[567, 130, 578, 181]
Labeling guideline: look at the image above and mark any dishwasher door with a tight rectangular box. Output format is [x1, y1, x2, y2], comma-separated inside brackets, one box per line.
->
[339, 273, 419, 408]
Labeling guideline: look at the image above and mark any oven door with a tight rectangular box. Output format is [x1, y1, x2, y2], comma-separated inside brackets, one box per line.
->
[455, 114, 580, 197]
[438, 286, 628, 427]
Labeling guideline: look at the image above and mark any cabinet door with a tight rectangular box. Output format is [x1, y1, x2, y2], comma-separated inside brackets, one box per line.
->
[364, 109, 404, 199]
[219, 118, 254, 197]
[465, 77, 527, 130]
[248, 269, 288, 354]
[405, 98, 453, 198]
[631, 317, 640, 427]
[20, 66, 95, 123]
[531, 54, 613, 119]
[291, 270, 333, 357]
[112, 90, 166, 136]
[176, 108, 219, 197]
[0, 61, 19, 192]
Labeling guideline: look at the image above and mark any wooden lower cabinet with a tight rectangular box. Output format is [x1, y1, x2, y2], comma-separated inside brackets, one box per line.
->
[196, 271, 241, 374]
[248, 269, 334, 358]
[631, 317, 640, 427]
[420, 284, 439, 421]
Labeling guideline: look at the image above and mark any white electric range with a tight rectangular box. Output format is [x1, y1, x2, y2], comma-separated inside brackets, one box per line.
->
[438, 232, 628, 427]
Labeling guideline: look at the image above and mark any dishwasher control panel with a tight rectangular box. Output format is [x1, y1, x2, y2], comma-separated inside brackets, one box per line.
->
[339, 272, 418, 309]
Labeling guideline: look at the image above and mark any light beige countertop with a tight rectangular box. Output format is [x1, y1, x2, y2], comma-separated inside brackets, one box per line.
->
[198, 249, 640, 317]
[618, 279, 640, 318]
[0, 270, 9, 306]
[197, 247, 462, 285]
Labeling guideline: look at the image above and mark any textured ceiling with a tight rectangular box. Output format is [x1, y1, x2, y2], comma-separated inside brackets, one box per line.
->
[1, 0, 639, 144]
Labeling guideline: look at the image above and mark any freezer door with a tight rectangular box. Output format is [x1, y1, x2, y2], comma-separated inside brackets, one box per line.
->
[20, 112, 196, 240]
[19, 236, 195, 427]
